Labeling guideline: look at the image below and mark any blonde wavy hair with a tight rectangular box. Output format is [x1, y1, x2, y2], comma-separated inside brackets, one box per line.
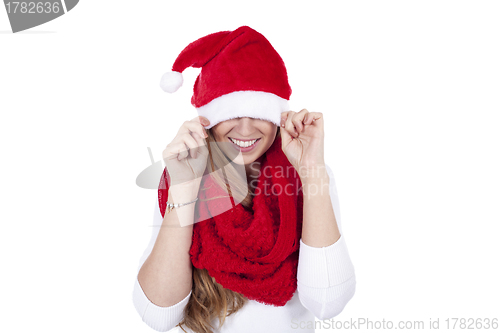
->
[177, 126, 281, 333]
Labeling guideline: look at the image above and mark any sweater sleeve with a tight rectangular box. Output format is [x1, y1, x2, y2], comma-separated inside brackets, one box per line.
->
[296, 164, 356, 320]
[132, 197, 192, 332]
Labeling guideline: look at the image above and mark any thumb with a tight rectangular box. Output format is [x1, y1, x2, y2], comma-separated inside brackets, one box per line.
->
[280, 112, 293, 148]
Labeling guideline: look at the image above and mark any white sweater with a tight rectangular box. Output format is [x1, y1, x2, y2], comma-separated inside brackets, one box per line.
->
[132, 165, 356, 332]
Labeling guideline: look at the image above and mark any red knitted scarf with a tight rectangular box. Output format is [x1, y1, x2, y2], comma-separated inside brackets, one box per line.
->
[158, 136, 303, 306]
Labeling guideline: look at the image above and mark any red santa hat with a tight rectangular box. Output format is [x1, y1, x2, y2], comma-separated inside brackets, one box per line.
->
[159, 26, 292, 129]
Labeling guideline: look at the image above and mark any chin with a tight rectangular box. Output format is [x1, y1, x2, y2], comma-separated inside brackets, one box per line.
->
[231, 152, 260, 165]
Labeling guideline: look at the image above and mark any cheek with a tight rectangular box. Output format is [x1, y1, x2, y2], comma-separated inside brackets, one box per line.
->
[213, 127, 231, 141]
[212, 131, 225, 142]
[263, 136, 275, 150]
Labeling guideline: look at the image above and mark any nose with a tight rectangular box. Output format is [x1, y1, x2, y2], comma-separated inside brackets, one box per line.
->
[234, 117, 257, 133]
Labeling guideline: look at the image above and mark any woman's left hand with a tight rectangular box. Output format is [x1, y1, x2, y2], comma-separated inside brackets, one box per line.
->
[280, 109, 325, 179]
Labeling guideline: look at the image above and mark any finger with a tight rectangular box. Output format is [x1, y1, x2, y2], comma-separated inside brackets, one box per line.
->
[303, 111, 321, 126]
[309, 112, 323, 126]
[284, 111, 299, 138]
[292, 109, 309, 133]
[182, 120, 209, 139]
[280, 116, 293, 147]
[191, 131, 205, 148]
[180, 133, 201, 160]
[191, 132, 208, 159]
[194, 116, 211, 128]
[280, 111, 290, 128]
[303, 112, 312, 126]
[163, 142, 189, 161]
[312, 112, 322, 122]
[179, 119, 209, 139]
[163, 141, 177, 161]
[177, 142, 190, 161]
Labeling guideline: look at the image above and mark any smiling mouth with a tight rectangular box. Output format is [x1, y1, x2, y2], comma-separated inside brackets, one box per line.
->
[228, 137, 261, 148]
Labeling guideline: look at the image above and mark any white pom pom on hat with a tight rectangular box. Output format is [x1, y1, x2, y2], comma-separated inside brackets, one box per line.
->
[160, 71, 183, 93]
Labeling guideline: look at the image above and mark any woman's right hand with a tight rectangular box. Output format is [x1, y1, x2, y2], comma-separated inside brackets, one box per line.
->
[162, 116, 211, 185]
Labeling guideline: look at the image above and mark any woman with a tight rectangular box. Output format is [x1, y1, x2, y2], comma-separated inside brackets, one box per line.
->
[133, 26, 356, 333]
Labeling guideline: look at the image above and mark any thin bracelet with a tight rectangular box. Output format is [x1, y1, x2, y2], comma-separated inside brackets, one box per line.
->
[166, 197, 198, 214]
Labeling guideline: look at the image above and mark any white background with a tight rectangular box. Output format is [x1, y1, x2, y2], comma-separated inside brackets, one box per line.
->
[1, 1, 499, 332]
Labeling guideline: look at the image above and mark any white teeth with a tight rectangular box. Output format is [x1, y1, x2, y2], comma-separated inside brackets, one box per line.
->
[230, 138, 258, 148]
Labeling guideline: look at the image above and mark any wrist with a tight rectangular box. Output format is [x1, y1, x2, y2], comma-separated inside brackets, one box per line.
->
[168, 180, 201, 203]
[297, 164, 328, 184]
[298, 165, 329, 198]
